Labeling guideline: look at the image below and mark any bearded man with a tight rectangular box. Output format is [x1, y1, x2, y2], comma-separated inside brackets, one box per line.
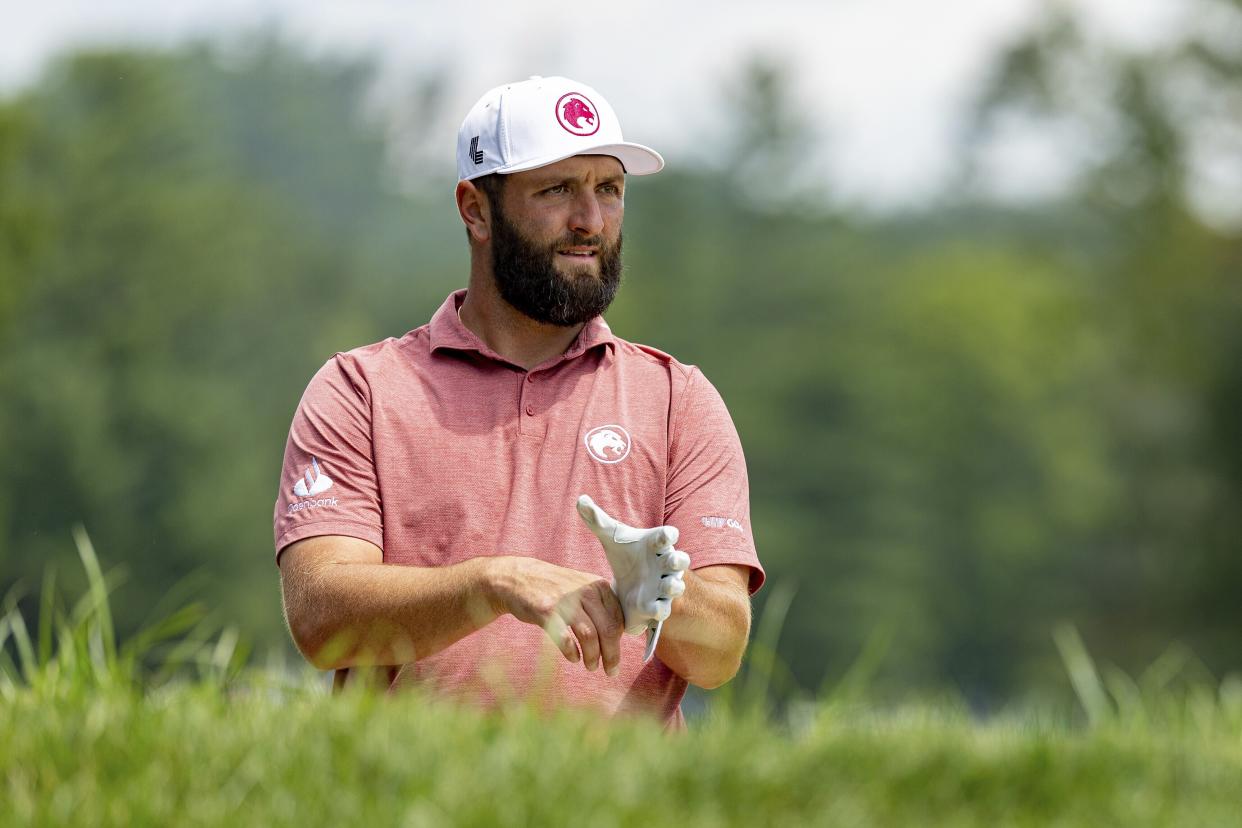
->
[273, 76, 764, 728]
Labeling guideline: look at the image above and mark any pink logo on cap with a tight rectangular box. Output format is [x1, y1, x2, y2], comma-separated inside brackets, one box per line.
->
[556, 92, 600, 137]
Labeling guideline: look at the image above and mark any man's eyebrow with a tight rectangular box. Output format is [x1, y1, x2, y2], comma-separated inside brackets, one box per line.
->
[531, 173, 624, 188]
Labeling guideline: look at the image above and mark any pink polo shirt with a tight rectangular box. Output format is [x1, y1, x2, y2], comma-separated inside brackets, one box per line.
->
[274, 289, 764, 727]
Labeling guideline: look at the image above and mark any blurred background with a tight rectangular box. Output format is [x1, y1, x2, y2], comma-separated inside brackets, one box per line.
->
[1, 0, 1240, 711]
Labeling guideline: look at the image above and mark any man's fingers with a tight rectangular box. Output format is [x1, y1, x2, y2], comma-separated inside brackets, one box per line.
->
[581, 584, 624, 676]
[543, 615, 579, 663]
[569, 616, 602, 672]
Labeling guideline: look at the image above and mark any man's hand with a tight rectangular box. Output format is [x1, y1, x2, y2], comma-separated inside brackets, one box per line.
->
[576, 495, 690, 660]
[486, 556, 626, 676]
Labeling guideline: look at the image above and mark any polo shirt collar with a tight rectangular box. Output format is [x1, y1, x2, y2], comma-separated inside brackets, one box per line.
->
[429, 289, 616, 365]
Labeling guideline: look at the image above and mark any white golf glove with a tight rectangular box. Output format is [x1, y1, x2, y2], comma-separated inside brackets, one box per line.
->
[576, 494, 690, 663]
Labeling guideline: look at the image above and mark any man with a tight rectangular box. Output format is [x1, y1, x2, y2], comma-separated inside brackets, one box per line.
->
[274, 76, 764, 728]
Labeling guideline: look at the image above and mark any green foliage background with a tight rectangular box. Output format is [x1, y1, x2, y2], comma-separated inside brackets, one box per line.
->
[1, 3, 1240, 710]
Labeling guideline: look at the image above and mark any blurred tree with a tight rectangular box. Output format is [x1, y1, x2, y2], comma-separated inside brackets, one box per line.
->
[620, 165, 1117, 701]
[717, 53, 832, 209]
[0, 101, 47, 338]
[0, 37, 451, 646]
[965, 0, 1242, 675]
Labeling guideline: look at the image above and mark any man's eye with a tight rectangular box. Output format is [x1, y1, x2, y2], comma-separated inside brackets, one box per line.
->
[544, 184, 568, 195]
[599, 184, 621, 195]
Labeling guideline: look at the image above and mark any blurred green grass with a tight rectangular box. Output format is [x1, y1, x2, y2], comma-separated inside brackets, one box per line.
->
[3, 531, 1242, 826]
[6, 676, 1242, 826]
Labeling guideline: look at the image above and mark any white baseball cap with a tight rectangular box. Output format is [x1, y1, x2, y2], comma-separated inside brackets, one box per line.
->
[457, 75, 664, 182]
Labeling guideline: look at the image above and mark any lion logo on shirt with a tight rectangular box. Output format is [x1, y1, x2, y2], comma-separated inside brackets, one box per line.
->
[584, 425, 631, 464]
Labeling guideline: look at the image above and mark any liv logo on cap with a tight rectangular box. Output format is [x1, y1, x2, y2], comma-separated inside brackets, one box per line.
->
[556, 92, 600, 137]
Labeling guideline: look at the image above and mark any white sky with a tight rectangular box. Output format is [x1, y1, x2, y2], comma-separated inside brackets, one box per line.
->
[0, 0, 1188, 209]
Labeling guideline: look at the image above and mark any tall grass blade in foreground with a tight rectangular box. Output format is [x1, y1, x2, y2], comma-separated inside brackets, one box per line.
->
[0, 526, 247, 697]
[737, 579, 796, 712]
[1054, 624, 1112, 726]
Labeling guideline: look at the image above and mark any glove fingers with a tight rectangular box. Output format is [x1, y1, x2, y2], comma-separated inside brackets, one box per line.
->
[651, 525, 679, 550]
[659, 573, 686, 599]
[663, 549, 690, 573]
[575, 494, 614, 537]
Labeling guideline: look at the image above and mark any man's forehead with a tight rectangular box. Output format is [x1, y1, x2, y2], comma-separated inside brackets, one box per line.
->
[520, 154, 625, 183]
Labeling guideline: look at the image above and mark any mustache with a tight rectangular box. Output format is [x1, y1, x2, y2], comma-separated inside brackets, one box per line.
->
[550, 234, 606, 250]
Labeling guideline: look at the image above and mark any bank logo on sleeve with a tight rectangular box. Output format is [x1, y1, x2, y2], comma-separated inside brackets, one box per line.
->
[701, 516, 744, 532]
[293, 456, 334, 497]
[584, 425, 631, 464]
[288, 457, 338, 514]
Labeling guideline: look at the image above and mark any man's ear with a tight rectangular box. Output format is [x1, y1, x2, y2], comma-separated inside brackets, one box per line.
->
[456, 179, 492, 244]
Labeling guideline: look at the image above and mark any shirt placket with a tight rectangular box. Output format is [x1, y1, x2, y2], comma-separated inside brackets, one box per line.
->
[517, 369, 546, 439]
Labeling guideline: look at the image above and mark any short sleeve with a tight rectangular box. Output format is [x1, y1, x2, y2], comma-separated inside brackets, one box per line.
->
[273, 355, 384, 564]
[664, 368, 765, 594]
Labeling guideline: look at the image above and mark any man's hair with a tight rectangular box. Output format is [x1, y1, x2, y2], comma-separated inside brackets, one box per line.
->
[474, 173, 506, 208]
[466, 173, 507, 244]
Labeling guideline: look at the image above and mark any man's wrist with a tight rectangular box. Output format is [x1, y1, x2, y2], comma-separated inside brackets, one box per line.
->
[475, 555, 511, 619]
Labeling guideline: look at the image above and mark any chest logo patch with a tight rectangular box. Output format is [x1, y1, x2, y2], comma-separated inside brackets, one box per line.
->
[584, 424, 631, 464]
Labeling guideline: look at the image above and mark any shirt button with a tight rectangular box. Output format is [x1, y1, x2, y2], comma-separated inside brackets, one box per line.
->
[525, 405, 534, 416]
[526, 374, 534, 383]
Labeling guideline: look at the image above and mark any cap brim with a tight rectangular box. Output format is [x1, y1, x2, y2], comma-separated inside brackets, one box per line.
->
[485, 142, 664, 179]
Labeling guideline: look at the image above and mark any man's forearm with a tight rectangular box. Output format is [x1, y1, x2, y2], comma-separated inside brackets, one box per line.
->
[287, 557, 501, 670]
[653, 566, 751, 689]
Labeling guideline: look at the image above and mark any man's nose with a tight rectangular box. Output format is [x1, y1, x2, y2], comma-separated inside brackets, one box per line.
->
[568, 191, 605, 238]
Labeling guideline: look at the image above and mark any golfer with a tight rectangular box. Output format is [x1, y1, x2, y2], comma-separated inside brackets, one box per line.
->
[274, 76, 765, 727]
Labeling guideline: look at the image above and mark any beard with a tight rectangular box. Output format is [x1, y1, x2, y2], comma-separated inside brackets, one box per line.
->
[489, 205, 623, 327]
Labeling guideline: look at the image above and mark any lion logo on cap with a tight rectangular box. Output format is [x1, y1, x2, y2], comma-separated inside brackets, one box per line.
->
[584, 424, 631, 464]
[562, 99, 595, 129]
[556, 92, 600, 137]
